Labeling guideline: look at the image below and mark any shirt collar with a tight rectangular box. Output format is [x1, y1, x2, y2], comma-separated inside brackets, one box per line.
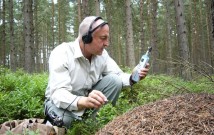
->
[73, 38, 98, 60]
[73, 39, 84, 59]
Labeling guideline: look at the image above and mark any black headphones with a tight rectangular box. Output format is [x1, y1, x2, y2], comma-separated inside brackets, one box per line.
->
[82, 16, 108, 44]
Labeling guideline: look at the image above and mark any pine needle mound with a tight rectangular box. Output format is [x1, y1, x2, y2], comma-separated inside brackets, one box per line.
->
[96, 93, 214, 135]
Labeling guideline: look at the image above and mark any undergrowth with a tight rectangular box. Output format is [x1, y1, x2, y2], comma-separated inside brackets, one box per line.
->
[0, 67, 213, 135]
[0, 68, 48, 123]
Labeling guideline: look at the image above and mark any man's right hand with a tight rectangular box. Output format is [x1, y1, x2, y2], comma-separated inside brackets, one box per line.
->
[77, 90, 108, 110]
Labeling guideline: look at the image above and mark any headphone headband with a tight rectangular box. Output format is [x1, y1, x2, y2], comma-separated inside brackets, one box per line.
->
[82, 16, 108, 44]
[88, 17, 103, 33]
[90, 22, 108, 34]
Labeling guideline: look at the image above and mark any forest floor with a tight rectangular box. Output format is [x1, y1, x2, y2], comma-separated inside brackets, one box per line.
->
[96, 93, 214, 135]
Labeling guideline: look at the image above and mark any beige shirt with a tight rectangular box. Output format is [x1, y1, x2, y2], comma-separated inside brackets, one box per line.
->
[45, 39, 131, 116]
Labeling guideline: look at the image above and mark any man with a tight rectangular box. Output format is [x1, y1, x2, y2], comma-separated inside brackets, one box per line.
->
[44, 16, 149, 129]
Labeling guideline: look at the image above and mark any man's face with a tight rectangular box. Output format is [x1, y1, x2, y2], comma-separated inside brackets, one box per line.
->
[88, 24, 109, 55]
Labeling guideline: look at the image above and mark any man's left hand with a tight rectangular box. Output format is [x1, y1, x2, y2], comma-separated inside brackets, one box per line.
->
[139, 63, 150, 80]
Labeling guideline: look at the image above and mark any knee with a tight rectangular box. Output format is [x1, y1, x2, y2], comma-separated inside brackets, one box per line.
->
[108, 74, 123, 90]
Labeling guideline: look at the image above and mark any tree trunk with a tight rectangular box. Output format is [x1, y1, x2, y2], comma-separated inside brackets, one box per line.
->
[18, 0, 24, 69]
[0, 0, 1, 65]
[211, 0, 214, 73]
[165, 0, 173, 75]
[61, 1, 67, 42]
[117, 25, 122, 65]
[43, 27, 48, 71]
[9, 0, 16, 71]
[191, 0, 200, 66]
[104, 0, 114, 58]
[23, 0, 34, 73]
[95, 0, 100, 16]
[1, 0, 6, 66]
[174, 0, 192, 80]
[140, 0, 146, 55]
[205, 0, 211, 72]
[199, 0, 206, 63]
[58, 0, 61, 44]
[125, 0, 135, 68]
[77, 0, 82, 23]
[82, 0, 89, 18]
[150, 0, 159, 73]
[34, 0, 40, 72]
[51, 0, 55, 49]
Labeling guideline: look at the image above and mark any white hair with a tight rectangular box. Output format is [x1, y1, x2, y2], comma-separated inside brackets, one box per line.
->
[78, 16, 105, 39]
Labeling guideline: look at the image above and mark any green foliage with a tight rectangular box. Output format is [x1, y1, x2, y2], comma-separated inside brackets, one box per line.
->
[0, 67, 213, 134]
[97, 103, 118, 124]
[67, 118, 103, 135]
[0, 67, 48, 124]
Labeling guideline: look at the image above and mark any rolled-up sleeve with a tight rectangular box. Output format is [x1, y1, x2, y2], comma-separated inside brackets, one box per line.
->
[102, 53, 131, 86]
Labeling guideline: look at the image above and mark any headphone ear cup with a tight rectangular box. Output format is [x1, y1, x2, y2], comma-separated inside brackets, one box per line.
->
[82, 16, 103, 44]
[82, 32, 93, 44]
[82, 34, 88, 44]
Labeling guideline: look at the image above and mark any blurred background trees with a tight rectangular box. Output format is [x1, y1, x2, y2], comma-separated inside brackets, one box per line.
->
[0, 0, 213, 80]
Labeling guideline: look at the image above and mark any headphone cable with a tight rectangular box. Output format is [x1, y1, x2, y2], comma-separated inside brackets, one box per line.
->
[61, 95, 78, 119]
